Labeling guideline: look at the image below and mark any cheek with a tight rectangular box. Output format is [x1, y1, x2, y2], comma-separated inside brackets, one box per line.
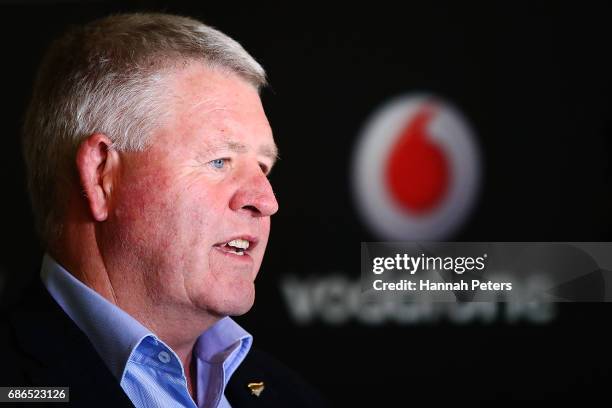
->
[110, 158, 233, 262]
[115, 181, 174, 234]
[110, 173, 198, 264]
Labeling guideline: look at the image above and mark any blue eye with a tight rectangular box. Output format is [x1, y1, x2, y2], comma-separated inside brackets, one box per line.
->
[210, 159, 225, 169]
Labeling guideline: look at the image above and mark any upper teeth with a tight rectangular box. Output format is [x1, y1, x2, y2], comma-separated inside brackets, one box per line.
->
[227, 239, 250, 250]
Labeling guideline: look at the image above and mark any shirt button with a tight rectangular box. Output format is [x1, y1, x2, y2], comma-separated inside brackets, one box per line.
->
[158, 351, 171, 363]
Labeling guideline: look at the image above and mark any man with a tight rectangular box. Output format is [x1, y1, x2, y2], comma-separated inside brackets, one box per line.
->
[2, 12, 326, 408]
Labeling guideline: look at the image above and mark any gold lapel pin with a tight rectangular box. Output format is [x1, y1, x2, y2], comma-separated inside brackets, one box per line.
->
[247, 381, 265, 397]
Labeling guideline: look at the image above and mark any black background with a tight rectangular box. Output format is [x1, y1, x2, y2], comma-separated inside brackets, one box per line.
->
[1, 1, 612, 406]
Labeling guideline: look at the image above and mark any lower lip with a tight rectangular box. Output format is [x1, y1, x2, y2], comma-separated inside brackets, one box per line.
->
[213, 246, 253, 262]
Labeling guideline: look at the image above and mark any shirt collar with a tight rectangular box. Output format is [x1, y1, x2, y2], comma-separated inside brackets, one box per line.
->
[195, 315, 252, 384]
[40, 253, 253, 382]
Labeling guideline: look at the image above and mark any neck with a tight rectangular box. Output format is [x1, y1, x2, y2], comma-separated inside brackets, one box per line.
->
[49, 222, 118, 304]
[52, 217, 217, 400]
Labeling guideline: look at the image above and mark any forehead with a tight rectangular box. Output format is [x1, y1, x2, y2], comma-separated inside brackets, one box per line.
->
[164, 63, 274, 148]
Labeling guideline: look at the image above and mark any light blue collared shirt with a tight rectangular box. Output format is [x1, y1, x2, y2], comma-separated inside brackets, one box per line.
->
[40, 254, 252, 408]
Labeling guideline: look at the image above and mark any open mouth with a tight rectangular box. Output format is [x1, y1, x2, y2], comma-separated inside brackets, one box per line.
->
[214, 238, 254, 257]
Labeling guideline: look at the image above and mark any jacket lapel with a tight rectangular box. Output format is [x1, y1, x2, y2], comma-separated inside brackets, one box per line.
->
[9, 280, 134, 407]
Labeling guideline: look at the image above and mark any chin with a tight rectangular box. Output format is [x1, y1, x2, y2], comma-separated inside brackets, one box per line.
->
[228, 300, 255, 317]
[204, 286, 256, 318]
[228, 289, 256, 316]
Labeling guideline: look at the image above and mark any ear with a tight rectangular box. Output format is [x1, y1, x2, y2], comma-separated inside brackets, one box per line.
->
[75, 133, 120, 222]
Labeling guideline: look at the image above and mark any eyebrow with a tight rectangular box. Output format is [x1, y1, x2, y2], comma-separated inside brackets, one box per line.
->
[225, 141, 279, 164]
[259, 144, 279, 163]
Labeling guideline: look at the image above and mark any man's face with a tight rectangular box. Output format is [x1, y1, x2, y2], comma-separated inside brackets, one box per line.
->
[105, 63, 278, 319]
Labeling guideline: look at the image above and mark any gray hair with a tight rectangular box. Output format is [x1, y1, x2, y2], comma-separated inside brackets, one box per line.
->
[22, 13, 267, 246]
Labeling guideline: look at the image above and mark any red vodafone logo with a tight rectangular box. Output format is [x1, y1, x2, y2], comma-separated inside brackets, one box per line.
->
[352, 95, 481, 240]
[386, 103, 450, 213]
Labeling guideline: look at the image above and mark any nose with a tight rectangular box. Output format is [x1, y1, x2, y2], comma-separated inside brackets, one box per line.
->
[229, 167, 279, 217]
